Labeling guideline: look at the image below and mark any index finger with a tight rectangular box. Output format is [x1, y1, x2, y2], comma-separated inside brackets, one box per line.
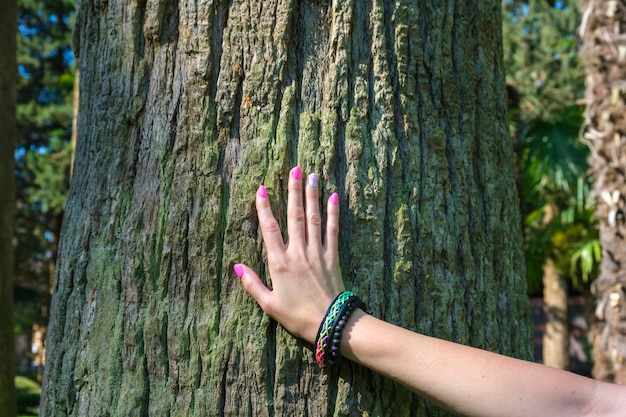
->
[256, 185, 286, 255]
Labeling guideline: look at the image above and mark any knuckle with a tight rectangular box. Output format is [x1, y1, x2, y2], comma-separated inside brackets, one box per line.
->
[261, 217, 281, 234]
[242, 276, 255, 294]
[326, 223, 339, 236]
[308, 213, 322, 226]
[288, 207, 305, 222]
[269, 256, 289, 274]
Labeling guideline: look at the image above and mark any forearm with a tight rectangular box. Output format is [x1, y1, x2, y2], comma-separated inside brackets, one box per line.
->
[237, 170, 626, 416]
[341, 310, 625, 417]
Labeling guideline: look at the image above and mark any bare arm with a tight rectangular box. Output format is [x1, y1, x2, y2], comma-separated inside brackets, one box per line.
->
[341, 310, 625, 417]
[234, 167, 626, 417]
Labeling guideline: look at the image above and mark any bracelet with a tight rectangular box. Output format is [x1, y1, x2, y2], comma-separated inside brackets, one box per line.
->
[314, 291, 366, 367]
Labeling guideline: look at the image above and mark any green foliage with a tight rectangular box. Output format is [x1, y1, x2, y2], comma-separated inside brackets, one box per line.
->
[518, 106, 595, 292]
[15, 376, 40, 414]
[503, 0, 600, 294]
[14, 0, 75, 340]
[503, 0, 582, 121]
[569, 237, 601, 285]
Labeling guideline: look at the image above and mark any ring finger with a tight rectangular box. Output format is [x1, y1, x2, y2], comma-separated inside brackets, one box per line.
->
[305, 173, 322, 247]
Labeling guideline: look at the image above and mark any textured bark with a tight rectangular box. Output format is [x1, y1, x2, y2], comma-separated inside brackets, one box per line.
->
[0, 0, 18, 415]
[579, 0, 626, 384]
[42, 1, 533, 416]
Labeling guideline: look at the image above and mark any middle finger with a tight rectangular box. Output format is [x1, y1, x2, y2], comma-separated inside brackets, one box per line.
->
[305, 173, 322, 247]
[286, 166, 306, 247]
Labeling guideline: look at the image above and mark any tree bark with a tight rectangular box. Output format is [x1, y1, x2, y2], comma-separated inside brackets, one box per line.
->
[0, 0, 18, 415]
[42, 1, 533, 416]
[579, 0, 626, 384]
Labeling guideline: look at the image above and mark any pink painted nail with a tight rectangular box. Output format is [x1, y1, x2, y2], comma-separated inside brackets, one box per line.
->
[331, 192, 339, 205]
[233, 264, 244, 278]
[293, 166, 302, 180]
[258, 185, 268, 198]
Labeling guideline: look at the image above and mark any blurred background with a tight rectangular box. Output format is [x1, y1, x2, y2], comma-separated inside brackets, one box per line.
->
[8, 0, 604, 414]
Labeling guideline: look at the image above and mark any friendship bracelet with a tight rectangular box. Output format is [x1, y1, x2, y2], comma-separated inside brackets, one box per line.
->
[315, 291, 366, 367]
[315, 292, 356, 366]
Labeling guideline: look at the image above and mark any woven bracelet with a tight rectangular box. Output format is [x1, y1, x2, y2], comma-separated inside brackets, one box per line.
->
[314, 291, 366, 367]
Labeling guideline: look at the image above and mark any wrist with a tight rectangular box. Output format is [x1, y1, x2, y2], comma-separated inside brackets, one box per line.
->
[338, 308, 368, 362]
[313, 291, 366, 367]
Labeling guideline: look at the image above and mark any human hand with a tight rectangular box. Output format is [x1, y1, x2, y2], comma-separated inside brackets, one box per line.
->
[233, 166, 345, 344]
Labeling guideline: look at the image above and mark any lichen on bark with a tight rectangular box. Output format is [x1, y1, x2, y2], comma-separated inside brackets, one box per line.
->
[42, 1, 532, 416]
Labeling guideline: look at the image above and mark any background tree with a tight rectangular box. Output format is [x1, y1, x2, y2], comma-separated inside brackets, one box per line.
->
[1, 0, 19, 415]
[41, 1, 533, 416]
[14, 0, 75, 378]
[502, 0, 597, 371]
[579, 0, 626, 384]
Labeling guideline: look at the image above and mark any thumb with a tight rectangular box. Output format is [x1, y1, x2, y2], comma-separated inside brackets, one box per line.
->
[233, 263, 271, 309]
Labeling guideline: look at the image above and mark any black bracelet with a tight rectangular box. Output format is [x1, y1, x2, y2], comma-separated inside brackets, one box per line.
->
[315, 291, 366, 367]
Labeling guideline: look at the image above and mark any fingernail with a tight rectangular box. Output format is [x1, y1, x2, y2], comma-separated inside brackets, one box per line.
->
[331, 192, 339, 205]
[309, 173, 318, 188]
[293, 166, 302, 180]
[233, 264, 244, 278]
[258, 185, 268, 198]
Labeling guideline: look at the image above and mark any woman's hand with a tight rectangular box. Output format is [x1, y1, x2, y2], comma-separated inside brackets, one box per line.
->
[234, 166, 345, 344]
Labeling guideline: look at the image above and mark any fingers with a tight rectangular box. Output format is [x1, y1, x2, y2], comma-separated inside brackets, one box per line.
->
[286, 166, 306, 247]
[256, 185, 285, 257]
[237, 170, 343, 321]
[233, 263, 271, 309]
[256, 169, 332, 255]
[325, 192, 340, 254]
[305, 173, 322, 246]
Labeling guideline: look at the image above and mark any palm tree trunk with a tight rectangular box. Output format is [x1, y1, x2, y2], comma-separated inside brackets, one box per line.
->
[579, 0, 626, 384]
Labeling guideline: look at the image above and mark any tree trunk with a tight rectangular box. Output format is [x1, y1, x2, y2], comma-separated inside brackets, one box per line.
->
[542, 258, 570, 369]
[0, 0, 18, 415]
[42, 1, 533, 416]
[579, 0, 626, 384]
[541, 203, 569, 369]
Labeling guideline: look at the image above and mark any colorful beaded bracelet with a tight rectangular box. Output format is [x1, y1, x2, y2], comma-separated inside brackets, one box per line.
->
[315, 291, 366, 367]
